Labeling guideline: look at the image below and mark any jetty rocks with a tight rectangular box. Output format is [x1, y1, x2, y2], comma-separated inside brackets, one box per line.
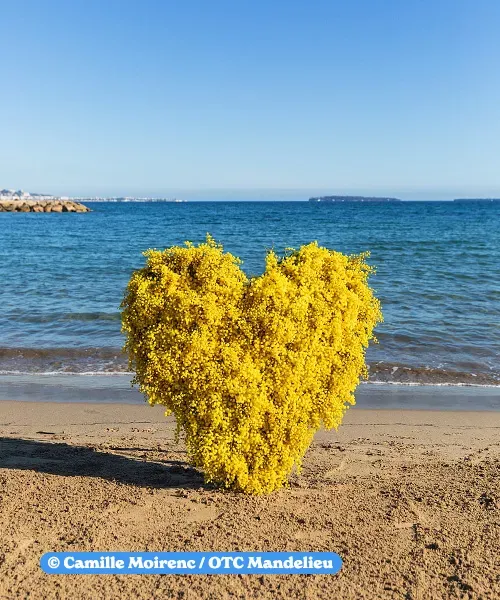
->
[0, 200, 91, 213]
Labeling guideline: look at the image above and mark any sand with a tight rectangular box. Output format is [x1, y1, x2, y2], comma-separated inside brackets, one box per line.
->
[0, 400, 499, 599]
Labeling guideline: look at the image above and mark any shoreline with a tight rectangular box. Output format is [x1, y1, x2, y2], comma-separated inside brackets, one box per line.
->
[2, 371, 500, 388]
[1, 373, 499, 410]
[1, 401, 499, 598]
[1, 364, 498, 388]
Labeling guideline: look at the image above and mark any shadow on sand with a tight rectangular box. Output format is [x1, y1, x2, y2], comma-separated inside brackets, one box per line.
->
[0, 436, 208, 490]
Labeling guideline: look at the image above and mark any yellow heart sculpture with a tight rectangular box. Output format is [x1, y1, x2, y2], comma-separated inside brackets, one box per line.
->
[121, 236, 382, 494]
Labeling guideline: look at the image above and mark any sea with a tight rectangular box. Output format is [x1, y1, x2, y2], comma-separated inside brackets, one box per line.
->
[1, 200, 499, 409]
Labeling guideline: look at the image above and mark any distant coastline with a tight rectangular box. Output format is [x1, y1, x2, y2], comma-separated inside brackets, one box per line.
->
[0, 189, 185, 203]
[75, 197, 186, 203]
[309, 195, 402, 203]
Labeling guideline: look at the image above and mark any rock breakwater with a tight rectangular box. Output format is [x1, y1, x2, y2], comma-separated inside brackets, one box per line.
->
[0, 200, 91, 213]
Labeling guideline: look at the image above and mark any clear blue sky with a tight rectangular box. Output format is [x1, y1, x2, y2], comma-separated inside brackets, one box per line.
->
[1, 0, 499, 199]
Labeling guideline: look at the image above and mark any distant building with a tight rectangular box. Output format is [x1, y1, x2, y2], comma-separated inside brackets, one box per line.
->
[309, 195, 402, 203]
[0, 188, 57, 201]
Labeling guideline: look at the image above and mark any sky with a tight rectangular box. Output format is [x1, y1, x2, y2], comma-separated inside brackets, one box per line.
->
[1, 0, 500, 200]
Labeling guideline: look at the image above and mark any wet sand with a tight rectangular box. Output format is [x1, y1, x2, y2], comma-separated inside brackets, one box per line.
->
[1, 374, 500, 410]
[0, 400, 499, 599]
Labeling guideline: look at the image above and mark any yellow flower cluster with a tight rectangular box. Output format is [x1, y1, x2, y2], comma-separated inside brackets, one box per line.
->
[121, 236, 382, 494]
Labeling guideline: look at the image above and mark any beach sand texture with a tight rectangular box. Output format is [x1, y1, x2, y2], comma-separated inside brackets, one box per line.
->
[0, 401, 499, 599]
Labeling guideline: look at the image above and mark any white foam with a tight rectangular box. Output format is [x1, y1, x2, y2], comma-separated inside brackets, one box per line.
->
[0, 371, 498, 388]
[0, 370, 134, 377]
[364, 380, 500, 389]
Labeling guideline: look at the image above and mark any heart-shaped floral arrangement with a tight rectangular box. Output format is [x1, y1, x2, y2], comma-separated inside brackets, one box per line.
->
[121, 236, 382, 494]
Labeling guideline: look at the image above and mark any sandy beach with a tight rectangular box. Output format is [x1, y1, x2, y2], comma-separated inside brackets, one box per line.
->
[0, 400, 499, 599]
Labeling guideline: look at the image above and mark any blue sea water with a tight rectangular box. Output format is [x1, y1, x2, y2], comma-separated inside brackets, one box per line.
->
[0, 201, 499, 387]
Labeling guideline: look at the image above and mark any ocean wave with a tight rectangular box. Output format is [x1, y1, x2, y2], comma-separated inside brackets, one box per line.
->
[366, 380, 500, 389]
[0, 347, 125, 359]
[0, 347, 499, 387]
[2, 312, 121, 324]
[367, 362, 500, 386]
[0, 347, 129, 374]
[0, 370, 134, 377]
[0, 371, 497, 389]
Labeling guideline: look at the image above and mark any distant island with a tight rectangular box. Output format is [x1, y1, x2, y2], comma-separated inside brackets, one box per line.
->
[309, 195, 402, 203]
[453, 198, 500, 202]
